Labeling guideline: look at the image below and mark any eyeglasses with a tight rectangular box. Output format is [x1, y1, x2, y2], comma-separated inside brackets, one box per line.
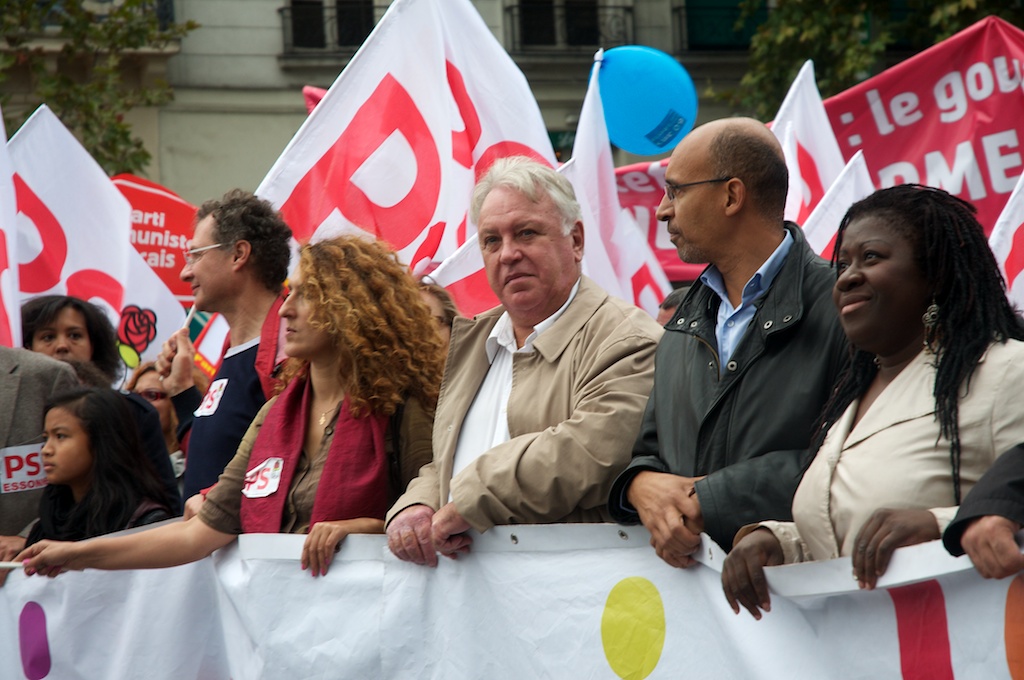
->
[138, 389, 168, 403]
[183, 242, 227, 265]
[664, 177, 731, 201]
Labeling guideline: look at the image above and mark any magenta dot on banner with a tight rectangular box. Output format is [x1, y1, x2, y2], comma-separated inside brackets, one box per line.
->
[19, 601, 51, 680]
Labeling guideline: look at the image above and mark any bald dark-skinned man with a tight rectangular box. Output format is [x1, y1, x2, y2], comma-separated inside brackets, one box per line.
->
[608, 117, 848, 566]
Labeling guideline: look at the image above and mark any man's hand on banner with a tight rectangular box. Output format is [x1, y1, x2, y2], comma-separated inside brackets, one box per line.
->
[721, 527, 784, 620]
[627, 471, 704, 568]
[852, 508, 940, 590]
[431, 502, 472, 559]
[387, 504, 439, 567]
[960, 515, 1024, 579]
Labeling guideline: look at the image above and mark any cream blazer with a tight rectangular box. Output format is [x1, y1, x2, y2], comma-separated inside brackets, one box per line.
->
[760, 339, 1024, 563]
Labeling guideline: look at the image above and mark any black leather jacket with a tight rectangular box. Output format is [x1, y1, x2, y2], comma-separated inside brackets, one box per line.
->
[609, 224, 848, 550]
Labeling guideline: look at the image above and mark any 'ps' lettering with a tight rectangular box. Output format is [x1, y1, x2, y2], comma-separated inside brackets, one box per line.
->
[4, 453, 41, 479]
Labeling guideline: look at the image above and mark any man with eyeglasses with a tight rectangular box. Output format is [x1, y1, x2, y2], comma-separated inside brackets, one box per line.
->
[156, 189, 292, 505]
[608, 117, 847, 565]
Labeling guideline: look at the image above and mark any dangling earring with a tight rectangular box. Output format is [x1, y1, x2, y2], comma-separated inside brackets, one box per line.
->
[922, 301, 940, 352]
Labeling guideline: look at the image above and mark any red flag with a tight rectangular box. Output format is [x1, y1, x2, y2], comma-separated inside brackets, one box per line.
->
[112, 174, 197, 308]
[824, 17, 1024, 234]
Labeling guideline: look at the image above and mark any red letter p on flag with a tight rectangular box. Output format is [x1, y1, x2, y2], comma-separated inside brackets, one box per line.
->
[14, 173, 67, 294]
[280, 74, 442, 249]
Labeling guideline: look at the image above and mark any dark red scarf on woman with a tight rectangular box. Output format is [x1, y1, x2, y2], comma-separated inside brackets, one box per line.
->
[239, 377, 389, 534]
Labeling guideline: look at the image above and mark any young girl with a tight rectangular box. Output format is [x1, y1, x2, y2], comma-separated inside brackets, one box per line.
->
[25, 388, 173, 547]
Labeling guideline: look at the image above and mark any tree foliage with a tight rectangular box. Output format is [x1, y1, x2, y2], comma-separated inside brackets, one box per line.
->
[732, 0, 1024, 120]
[0, 0, 197, 175]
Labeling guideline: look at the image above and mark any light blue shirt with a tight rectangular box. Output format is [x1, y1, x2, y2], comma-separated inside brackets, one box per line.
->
[699, 231, 794, 373]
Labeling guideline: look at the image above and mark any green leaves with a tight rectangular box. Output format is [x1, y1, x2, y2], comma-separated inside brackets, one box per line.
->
[0, 0, 198, 175]
[729, 0, 1024, 120]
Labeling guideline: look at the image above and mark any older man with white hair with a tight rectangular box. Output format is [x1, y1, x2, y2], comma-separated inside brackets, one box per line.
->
[387, 156, 662, 566]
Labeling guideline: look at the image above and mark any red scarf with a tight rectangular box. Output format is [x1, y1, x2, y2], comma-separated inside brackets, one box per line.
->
[253, 294, 286, 399]
[239, 377, 389, 534]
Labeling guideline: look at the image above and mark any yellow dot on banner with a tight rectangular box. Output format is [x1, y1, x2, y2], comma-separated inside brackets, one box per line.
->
[1007, 574, 1024, 679]
[601, 577, 666, 680]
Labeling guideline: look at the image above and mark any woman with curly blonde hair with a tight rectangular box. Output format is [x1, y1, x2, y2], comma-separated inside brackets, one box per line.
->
[18, 236, 444, 579]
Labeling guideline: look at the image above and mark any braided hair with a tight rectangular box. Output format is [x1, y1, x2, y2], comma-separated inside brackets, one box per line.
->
[812, 184, 1024, 504]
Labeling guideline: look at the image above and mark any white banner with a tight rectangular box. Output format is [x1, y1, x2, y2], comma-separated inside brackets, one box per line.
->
[1, 525, 1021, 679]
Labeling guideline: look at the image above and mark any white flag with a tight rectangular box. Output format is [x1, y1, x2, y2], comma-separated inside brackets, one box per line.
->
[989, 169, 1024, 311]
[562, 52, 672, 316]
[425, 238, 497, 317]
[802, 150, 875, 258]
[0, 107, 20, 347]
[773, 61, 847, 225]
[8, 106, 183, 375]
[256, 0, 556, 285]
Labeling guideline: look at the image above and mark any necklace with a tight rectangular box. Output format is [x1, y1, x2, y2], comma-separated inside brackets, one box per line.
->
[318, 408, 333, 427]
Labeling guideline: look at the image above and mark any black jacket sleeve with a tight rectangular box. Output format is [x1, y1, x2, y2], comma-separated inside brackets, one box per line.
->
[943, 444, 1024, 556]
[123, 392, 183, 515]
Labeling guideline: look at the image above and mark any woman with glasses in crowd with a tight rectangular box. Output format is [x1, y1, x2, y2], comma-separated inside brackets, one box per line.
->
[127, 362, 210, 496]
[17, 236, 444, 578]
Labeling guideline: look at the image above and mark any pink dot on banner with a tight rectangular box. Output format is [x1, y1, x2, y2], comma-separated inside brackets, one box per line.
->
[18, 602, 51, 680]
[1006, 574, 1024, 679]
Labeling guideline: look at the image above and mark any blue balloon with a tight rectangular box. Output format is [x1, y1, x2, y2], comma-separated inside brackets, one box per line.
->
[597, 46, 698, 157]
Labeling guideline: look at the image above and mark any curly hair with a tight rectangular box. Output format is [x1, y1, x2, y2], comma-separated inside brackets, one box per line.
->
[21, 295, 122, 383]
[196, 189, 293, 293]
[277, 237, 446, 417]
[419, 282, 461, 331]
[814, 184, 1024, 504]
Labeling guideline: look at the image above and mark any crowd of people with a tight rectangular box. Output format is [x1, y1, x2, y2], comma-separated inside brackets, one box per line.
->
[2, 116, 1023, 625]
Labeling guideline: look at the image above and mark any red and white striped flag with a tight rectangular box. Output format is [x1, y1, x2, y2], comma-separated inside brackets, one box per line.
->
[773, 61, 847, 225]
[988, 169, 1024, 311]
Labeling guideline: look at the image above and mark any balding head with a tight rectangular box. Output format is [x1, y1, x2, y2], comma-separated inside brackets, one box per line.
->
[702, 118, 787, 222]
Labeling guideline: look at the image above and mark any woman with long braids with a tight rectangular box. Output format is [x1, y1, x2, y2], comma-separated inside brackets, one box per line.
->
[15, 237, 444, 579]
[721, 185, 1024, 619]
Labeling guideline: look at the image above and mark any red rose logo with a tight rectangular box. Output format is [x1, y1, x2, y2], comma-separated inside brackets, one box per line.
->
[118, 305, 158, 353]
